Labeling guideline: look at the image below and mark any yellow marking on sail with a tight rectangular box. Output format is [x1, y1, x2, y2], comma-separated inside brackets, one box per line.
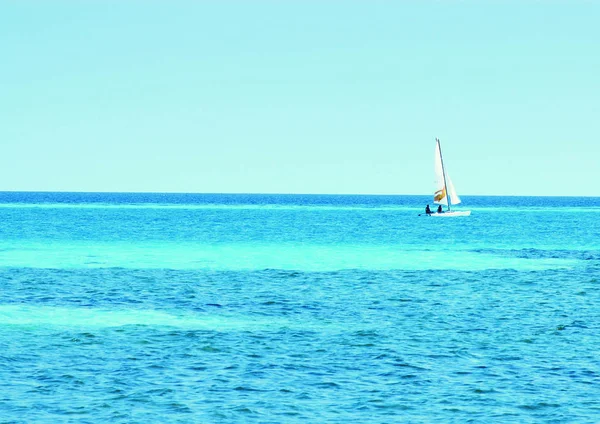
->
[434, 188, 446, 202]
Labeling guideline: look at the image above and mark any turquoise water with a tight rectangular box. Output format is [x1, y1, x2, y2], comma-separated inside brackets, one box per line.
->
[1, 193, 599, 422]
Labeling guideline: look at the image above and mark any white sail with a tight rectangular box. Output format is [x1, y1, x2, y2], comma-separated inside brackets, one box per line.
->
[433, 139, 461, 206]
[446, 176, 462, 205]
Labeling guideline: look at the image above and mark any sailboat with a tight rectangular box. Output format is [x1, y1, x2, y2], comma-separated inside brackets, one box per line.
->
[427, 138, 471, 217]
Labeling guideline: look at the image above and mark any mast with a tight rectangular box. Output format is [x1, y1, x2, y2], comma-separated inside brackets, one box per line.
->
[436, 137, 451, 211]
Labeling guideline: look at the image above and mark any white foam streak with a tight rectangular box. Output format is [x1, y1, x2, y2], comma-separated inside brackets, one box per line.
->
[0, 305, 277, 330]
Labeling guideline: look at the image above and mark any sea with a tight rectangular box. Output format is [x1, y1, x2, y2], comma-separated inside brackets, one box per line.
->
[1, 192, 599, 423]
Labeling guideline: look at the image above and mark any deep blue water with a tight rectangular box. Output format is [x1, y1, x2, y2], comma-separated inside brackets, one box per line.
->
[1, 192, 600, 423]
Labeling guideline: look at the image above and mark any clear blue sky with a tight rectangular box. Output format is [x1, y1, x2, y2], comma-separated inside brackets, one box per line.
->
[1, 1, 599, 196]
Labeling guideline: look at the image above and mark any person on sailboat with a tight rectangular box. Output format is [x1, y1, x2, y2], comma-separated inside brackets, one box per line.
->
[425, 204, 432, 215]
[437, 205, 443, 213]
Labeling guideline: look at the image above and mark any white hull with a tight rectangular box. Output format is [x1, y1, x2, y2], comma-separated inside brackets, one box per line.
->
[430, 210, 471, 217]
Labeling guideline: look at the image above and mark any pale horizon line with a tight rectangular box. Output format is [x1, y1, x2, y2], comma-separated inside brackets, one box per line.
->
[0, 190, 599, 199]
